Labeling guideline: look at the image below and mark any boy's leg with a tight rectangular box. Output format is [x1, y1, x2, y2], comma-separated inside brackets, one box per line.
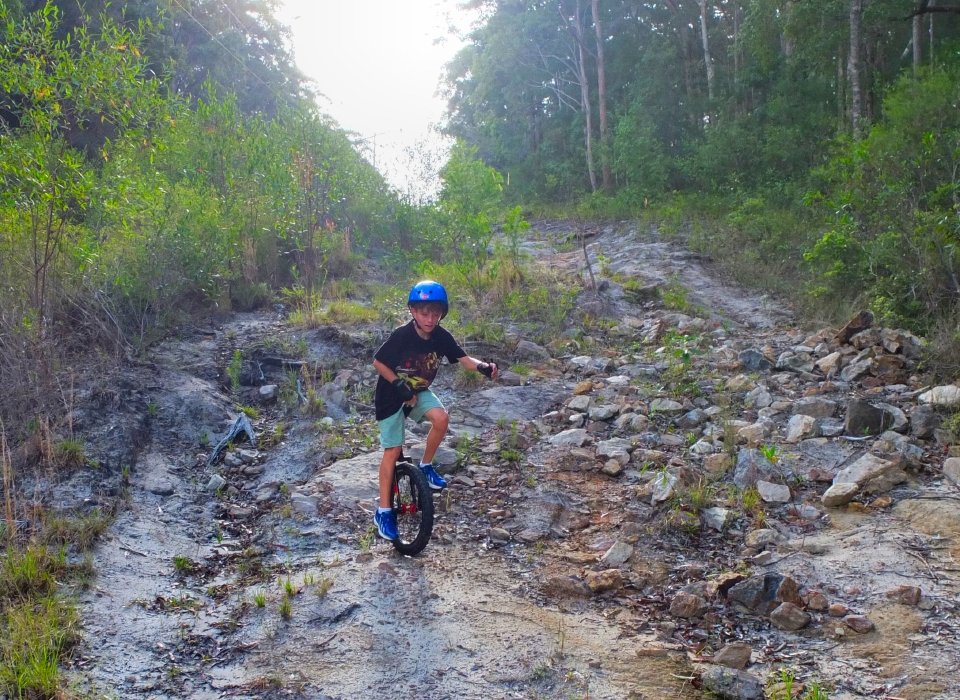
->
[374, 408, 405, 540]
[378, 446, 402, 508]
[421, 407, 449, 465]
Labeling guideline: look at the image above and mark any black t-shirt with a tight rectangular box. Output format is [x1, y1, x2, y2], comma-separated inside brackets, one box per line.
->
[373, 321, 466, 420]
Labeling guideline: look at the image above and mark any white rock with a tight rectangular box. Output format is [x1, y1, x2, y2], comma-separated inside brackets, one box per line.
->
[549, 429, 591, 447]
[785, 414, 820, 443]
[919, 385, 960, 407]
[757, 480, 791, 503]
[822, 482, 859, 507]
[701, 507, 731, 531]
[600, 541, 634, 567]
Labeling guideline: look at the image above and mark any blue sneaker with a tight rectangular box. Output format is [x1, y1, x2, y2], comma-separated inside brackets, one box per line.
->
[374, 509, 398, 540]
[420, 463, 446, 490]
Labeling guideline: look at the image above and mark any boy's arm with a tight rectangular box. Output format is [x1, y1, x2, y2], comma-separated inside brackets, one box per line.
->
[374, 359, 416, 402]
[457, 355, 498, 379]
[373, 358, 399, 383]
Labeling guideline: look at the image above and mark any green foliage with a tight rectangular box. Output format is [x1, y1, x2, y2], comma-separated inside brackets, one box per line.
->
[227, 351, 243, 393]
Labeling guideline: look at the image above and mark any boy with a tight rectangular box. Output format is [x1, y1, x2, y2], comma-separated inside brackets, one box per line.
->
[372, 280, 498, 541]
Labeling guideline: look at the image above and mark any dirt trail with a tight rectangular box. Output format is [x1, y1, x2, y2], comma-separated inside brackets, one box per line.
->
[66, 221, 960, 700]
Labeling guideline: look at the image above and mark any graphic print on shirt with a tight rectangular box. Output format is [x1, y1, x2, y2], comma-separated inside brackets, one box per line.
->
[395, 351, 442, 392]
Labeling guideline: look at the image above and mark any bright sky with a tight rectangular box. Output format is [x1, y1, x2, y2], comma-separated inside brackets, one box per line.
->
[275, 0, 471, 196]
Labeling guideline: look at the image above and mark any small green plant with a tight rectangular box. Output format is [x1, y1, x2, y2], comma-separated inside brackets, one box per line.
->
[146, 400, 158, 417]
[741, 486, 761, 512]
[509, 363, 531, 376]
[317, 576, 334, 599]
[358, 525, 376, 552]
[52, 439, 86, 469]
[661, 275, 690, 310]
[759, 443, 779, 463]
[283, 578, 294, 597]
[803, 680, 831, 700]
[172, 555, 194, 574]
[525, 473, 536, 488]
[227, 350, 243, 392]
[278, 596, 292, 620]
[240, 405, 258, 419]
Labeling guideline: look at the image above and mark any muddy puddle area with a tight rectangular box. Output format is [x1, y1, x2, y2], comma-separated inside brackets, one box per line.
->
[56, 222, 960, 700]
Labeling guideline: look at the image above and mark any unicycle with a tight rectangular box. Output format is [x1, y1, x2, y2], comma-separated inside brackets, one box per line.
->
[391, 457, 434, 555]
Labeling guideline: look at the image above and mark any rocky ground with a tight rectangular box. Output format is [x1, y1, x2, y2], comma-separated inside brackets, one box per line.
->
[32, 222, 960, 699]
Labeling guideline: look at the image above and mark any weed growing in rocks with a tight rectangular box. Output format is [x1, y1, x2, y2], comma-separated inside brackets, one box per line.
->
[227, 350, 243, 392]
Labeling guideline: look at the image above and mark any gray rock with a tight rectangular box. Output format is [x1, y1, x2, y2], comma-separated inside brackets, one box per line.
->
[650, 398, 684, 414]
[670, 591, 710, 618]
[737, 423, 770, 445]
[785, 414, 820, 443]
[255, 481, 280, 503]
[676, 409, 708, 429]
[319, 382, 350, 412]
[875, 403, 909, 432]
[822, 482, 859, 507]
[238, 449, 259, 464]
[776, 352, 814, 373]
[733, 449, 776, 489]
[712, 642, 753, 670]
[596, 438, 633, 464]
[727, 573, 802, 614]
[840, 358, 876, 382]
[701, 507, 731, 531]
[290, 493, 318, 516]
[769, 602, 811, 630]
[700, 666, 765, 700]
[147, 479, 175, 496]
[601, 460, 624, 476]
[793, 397, 837, 418]
[600, 541, 634, 567]
[756, 480, 791, 503]
[911, 406, 942, 439]
[542, 575, 592, 598]
[488, 528, 511, 543]
[568, 395, 592, 412]
[816, 351, 842, 374]
[258, 384, 278, 401]
[745, 528, 784, 547]
[727, 374, 756, 391]
[744, 387, 772, 409]
[944, 457, 960, 484]
[738, 349, 773, 372]
[462, 385, 569, 424]
[588, 404, 619, 421]
[651, 471, 678, 503]
[205, 474, 227, 492]
[549, 429, 591, 447]
[834, 453, 905, 492]
[844, 614, 876, 633]
[845, 400, 894, 436]
[515, 339, 550, 361]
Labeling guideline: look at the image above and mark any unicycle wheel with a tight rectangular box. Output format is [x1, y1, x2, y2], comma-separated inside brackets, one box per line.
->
[391, 460, 434, 555]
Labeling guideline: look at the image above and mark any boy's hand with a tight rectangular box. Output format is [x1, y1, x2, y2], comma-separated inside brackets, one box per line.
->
[478, 362, 497, 379]
[391, 378, 415, 401]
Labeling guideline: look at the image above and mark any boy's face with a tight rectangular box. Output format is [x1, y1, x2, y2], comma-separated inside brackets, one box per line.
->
[409, 302, 444, 333]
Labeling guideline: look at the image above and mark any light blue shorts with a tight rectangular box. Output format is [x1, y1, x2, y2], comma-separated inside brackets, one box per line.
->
[378, 390, 445, 449]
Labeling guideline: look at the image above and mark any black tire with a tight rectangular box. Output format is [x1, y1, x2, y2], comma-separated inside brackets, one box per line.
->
[391, 461, 434, 556]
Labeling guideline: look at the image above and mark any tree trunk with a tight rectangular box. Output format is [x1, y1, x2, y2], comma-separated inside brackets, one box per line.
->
[592, 0, 612, 193]
[913, 11, 922, 74]
[848, 0, 863, 138]
[784, 1, 795, 58]
[679, 24, 697, 126]
[699, 0, 715, 101]
[837, 43, 847, 134]
[573, 1, 597, 192]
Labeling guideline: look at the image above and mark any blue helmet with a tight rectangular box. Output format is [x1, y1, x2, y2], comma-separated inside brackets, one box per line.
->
[408, 280, 449, 319]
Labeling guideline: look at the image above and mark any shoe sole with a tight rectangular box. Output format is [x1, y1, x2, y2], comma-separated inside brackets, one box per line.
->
[376, 527, 398, 540]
